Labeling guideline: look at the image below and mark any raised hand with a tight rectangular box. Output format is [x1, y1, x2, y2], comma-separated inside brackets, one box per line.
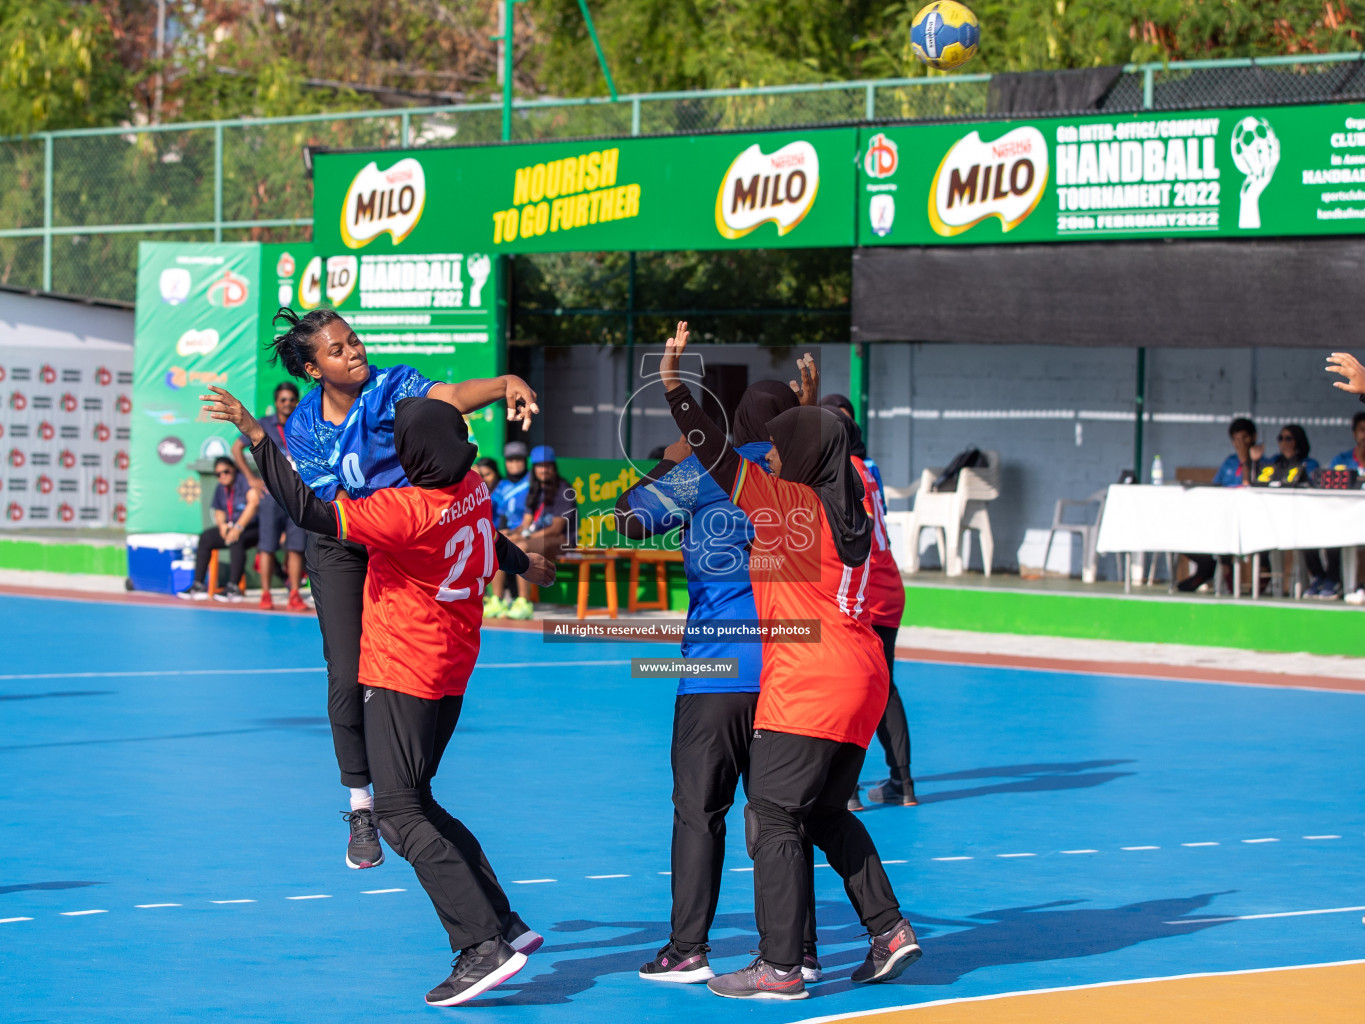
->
[660, 321, 689, 392]
[202, 386, 264, 445]
[504, 375, 539, 432]
[663, 434, 692, 463]
[1327, 352, 1365, 396]
[790, 352, 819, 405]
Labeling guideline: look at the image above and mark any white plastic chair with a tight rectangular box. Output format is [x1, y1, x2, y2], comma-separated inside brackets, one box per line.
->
[1043, 489, 1106, 583]
[903, 450, 1002, 577]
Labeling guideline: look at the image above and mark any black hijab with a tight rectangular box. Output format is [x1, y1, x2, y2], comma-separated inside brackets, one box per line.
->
[733, 379, 798, 446]
[839, 406, 868, 458]
[766, 405, 871, 567]
[394, 397, 478, 489]
[820, 393, 855, 418]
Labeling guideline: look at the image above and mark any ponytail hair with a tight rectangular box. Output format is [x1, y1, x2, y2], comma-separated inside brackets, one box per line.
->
[269, 307, 347, 383]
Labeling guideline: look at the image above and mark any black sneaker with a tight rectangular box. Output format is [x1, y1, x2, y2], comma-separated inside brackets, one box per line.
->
[177, 582, 209, 601]
[638, 941, 714, 983]
[502, 911, 543, 954]
[707, 957, 807, 1000]
[851, 918, 922, 983]
[801, 943, 822, 983]
[425, 938, 527, 1006]
[868, 777, 919, 806]
[342, 808, 384, 869]
[848, 785, 866, 812]
[212, 584, 245, 604]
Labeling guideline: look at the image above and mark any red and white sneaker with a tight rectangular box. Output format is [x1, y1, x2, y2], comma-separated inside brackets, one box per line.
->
[259, 590, 275, 610]
[286, 589, 309, 612]
[851, 918, 921, 983]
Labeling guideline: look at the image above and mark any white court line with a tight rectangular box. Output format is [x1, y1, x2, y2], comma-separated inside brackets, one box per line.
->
[881, 859, 908, 864]
[362, 889, 405, 894]
[0, 667, 323, 681]
[511, 879, 556, 885]
[657, 871, 671, 876]
[932, 856, 972, 861]
[1, 917, 33, 923]
[1166, 905, 1365, 924]
[814, 864, 833, 869]
[210, 899, 255, 904]
[1304, 835, 1341, 840]
[997, 853, 1035, 858]
[585, 874, 629, 880]
[135, 904, 181, 908]
[60, 910, 106, 916]
[792, 959, 1365, 1024]
[1242, 838, 1279, 844]
[1060, 850, 1098, 854]
[729, 867, 754, 873]
[1183, 842, 1219, 847]
[1122, 846, 1160, 851]
[285, 895, 332, 900]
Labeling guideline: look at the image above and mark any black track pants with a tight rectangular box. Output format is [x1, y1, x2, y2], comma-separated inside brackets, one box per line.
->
[872, 625, 912, 779]
[747, 730, 901, 970]
[365, 686, 513, 952]
[306, 533, 370, 788]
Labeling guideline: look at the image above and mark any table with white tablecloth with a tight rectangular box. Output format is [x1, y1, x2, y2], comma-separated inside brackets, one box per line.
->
[1095, 484, 1365, 597]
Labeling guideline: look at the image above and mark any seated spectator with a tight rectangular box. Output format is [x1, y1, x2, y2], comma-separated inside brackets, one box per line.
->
[231, 381, 307, 611]
[485, 441, 531, 618]
[178, 457, 260, 602]
[1254, 423, 1318, 486]
[1177, 417, 1266, 592]
[1327, 410, 1365, 471]
[505, 445, 576, 620]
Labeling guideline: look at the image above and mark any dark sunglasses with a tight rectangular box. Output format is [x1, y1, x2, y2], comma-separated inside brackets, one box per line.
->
[216, 469, 234, 477]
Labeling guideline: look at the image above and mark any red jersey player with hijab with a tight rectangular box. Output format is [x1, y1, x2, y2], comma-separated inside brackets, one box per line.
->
[659, 322, 921, 1001]
[841, 413, 917, 811]
[204, 385, 555, 1008]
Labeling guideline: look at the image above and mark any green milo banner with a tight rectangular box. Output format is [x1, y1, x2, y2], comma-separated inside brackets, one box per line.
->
[311, 128, 859, 255]
[130, 242, 262, 532]
[856, 103, 1365, 245]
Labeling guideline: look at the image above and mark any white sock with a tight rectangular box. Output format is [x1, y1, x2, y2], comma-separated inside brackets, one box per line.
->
[349, 787, 373, 812]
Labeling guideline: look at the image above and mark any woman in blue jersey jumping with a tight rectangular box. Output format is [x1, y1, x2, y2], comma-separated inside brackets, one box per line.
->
[270, 306, 538, 870]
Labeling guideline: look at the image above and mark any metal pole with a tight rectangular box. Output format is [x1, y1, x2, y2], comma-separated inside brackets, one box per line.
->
[42, 135, 52, 292]
[154, 0, 166, 124]
[576, 0, 619, 100]
[1134, 346, 1147, 481]
[213, 123, 223, 242]
[502, 0, 515, 141]
[623, 251, 636, 459]
[1143, 67, 1154, 109]
[850, 341, 868, 427]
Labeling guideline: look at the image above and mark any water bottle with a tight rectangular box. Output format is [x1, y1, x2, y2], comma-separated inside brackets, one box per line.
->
[1151, 455, 1164, 486]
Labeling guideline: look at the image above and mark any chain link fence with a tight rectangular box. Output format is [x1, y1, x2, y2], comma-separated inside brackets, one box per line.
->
[2, 53, 1363, 304]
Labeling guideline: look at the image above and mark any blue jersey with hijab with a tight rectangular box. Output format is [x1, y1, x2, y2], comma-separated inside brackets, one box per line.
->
[285, 365, 436, 501]
[624, 441, 774, 695]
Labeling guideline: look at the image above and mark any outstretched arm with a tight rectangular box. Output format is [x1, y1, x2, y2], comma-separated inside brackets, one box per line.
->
[613, 435, 690, 540]
[1327, 352, 1365, 399]
[660, 322, 741, 494]
[202, 386, 340, 537]
[428, 375, 540, 432]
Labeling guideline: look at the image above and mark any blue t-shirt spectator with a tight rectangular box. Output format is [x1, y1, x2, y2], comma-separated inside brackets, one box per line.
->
[491, 476, 530, 530]
[623, 440, 773, 696]
[211, 471, 252, 522]
[1212, 453, 1267, 487]
[284, 365, 435, 500]
[1328, 448, 1363, 471]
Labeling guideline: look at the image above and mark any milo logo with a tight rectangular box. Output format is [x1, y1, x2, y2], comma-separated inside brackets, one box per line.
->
[715, 141, 820, 240]
[929, 127, 1049, 237]
[341, 158, 426, 249]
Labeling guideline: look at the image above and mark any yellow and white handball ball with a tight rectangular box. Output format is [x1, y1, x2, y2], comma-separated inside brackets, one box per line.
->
[910, 1, 981, 71]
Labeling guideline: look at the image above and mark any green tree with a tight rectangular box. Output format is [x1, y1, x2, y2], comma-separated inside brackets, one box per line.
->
[0, 0, 127, 134]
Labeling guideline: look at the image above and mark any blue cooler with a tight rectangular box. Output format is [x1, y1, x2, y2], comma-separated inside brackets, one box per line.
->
[127, 533, 198, 594]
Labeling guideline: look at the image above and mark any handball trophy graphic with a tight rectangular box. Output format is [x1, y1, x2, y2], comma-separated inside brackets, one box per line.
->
[1230, 116, 1280, 229]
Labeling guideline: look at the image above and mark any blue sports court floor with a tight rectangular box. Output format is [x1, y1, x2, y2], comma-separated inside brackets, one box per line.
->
[2, 593, 1362, 1022]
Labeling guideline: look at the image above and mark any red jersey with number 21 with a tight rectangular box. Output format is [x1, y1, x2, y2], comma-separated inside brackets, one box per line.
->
[334, 470, 496, 700]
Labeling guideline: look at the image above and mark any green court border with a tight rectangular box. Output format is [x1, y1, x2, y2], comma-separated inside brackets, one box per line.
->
[0, 539, 127, 577]
[903, 584, 1364, 658]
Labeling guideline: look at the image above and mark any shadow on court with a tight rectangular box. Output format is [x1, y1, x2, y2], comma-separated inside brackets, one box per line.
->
[469, 892, 1229, 1004]
[0, 690, 116, 702]
[0, 881, 103, 895]
[860, 759, 1139, 807]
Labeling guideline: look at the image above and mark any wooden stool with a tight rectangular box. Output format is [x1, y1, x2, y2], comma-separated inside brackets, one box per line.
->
[205, 549, 247, 598]
[616, 548, 682, 613]
[560, 548, 619, 619]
